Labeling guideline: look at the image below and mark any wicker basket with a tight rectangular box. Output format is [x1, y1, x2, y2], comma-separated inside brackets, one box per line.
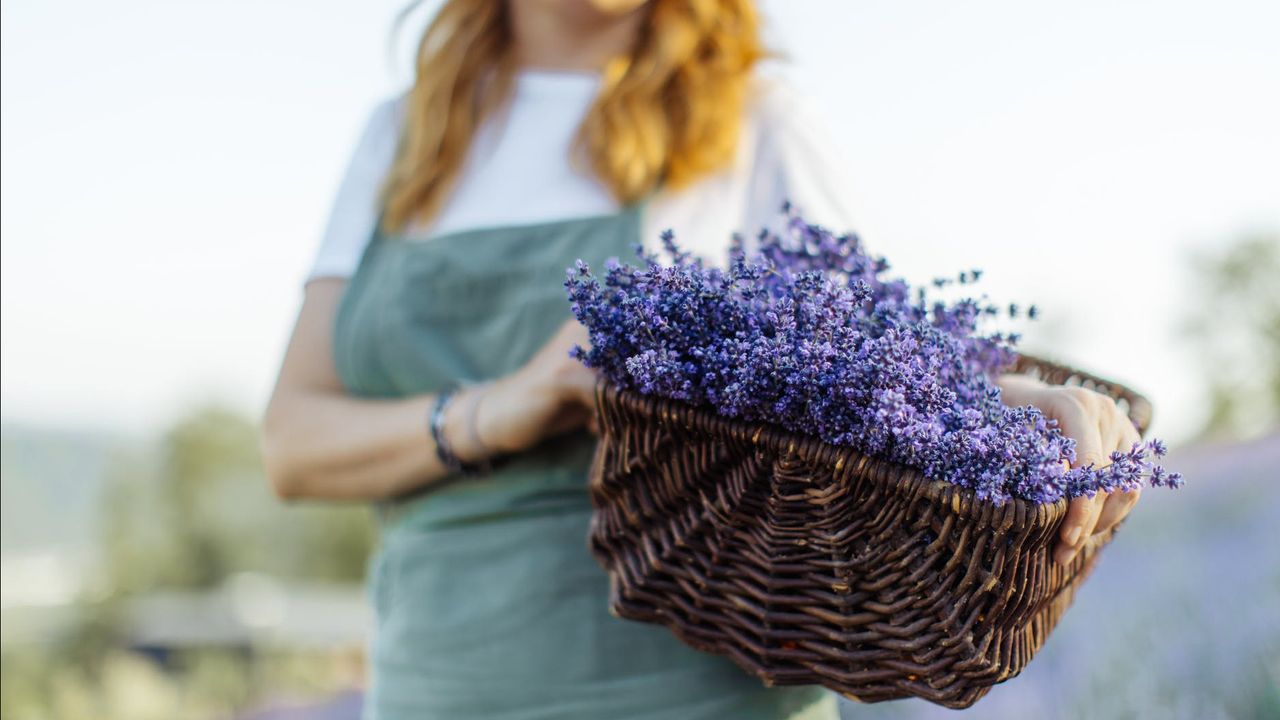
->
[587, 355, 1151, 709]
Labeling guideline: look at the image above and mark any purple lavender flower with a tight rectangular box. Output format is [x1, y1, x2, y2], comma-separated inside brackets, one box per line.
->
[564, 205, 1182, 504]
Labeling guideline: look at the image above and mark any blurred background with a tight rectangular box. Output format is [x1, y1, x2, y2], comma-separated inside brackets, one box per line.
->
[2, 0, 1277, 718]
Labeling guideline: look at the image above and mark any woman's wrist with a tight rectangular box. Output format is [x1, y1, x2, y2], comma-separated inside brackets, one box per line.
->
[442, 383, 494, 465]
[438, 361, 576, 466]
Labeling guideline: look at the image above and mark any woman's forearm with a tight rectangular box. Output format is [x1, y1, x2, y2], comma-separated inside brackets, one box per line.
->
[262, 279, 496, 502]
[262, 389, 453, 501]
[263, 278, 597, 502]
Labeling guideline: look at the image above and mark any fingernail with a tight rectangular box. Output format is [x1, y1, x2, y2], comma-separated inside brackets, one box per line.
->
[1065, 526, 1082, 546]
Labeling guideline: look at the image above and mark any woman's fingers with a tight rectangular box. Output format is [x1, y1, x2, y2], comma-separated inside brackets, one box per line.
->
[1055, 493, 1106, 566]
[1055, 496, 1093, 564]
[1093, 405, 1145, 535]
[1076, 492, 1107, 544]
[1050, 388, 1107, 565]
[1033, 385, 1145, 566]
[1095, 487, 1141, 535]
[563, 364, 599, 409]
[1058, 388, 1109, 470]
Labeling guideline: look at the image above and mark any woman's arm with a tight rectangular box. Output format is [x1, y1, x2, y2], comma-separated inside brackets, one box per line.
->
[262, 278, 446, 500]
[261, 279, 598, 501]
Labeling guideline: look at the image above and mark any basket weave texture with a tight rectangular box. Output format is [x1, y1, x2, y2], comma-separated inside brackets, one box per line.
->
[587, 355, 1151, 709]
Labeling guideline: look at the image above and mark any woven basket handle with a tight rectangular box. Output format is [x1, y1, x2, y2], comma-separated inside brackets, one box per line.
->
[1009, 354, 1153, 437]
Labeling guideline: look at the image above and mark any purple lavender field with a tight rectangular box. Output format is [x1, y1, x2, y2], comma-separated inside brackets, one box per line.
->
[839, 433, 1280, 720]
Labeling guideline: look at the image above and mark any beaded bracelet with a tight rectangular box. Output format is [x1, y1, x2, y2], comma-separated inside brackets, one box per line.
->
[461, 381, 496, 474]
[428, 383, 493, 477]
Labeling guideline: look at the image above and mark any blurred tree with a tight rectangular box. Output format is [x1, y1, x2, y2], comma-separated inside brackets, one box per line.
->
[1181, 232, 1280, 440]
[1, 406, 379, 718]
[102, 406, 374, 594]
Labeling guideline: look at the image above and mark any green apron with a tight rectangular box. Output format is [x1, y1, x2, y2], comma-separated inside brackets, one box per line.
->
[334, 205, 835, 720]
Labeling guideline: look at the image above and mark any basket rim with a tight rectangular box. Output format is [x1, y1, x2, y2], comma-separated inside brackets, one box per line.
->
[593, 353, 1151, 533]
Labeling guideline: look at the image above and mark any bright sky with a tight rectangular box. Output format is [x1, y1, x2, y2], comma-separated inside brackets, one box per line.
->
[2, 0, 1277, 445]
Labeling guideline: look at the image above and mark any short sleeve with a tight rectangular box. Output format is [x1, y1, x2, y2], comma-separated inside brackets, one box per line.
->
[643, 74, 863, 265]
[740, 75, 861, 242]
[305, 96, 404, 283]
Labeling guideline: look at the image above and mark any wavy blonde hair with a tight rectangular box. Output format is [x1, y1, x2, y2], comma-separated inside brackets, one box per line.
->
[380, 0, 765, 232]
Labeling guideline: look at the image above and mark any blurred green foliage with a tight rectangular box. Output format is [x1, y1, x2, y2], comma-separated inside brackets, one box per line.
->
[104, 407, 373, 593]
[1182, 232, 1280, 439]
[2, 644, 359, 720]
[3, 406, 373, 719]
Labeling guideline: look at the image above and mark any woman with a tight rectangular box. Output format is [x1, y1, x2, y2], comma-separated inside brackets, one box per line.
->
[263, 1, 1143, 718]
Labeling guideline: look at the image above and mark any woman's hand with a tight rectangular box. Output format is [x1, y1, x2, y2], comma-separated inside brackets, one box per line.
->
[996, 374, 1144, 567]
[453, 320, 599, 461]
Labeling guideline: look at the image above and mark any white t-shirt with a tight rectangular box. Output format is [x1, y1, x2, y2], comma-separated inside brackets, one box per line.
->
[307, 68, 860, 283]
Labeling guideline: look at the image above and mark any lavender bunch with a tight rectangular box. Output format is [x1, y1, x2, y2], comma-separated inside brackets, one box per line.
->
[565, 206, 1181, 505]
